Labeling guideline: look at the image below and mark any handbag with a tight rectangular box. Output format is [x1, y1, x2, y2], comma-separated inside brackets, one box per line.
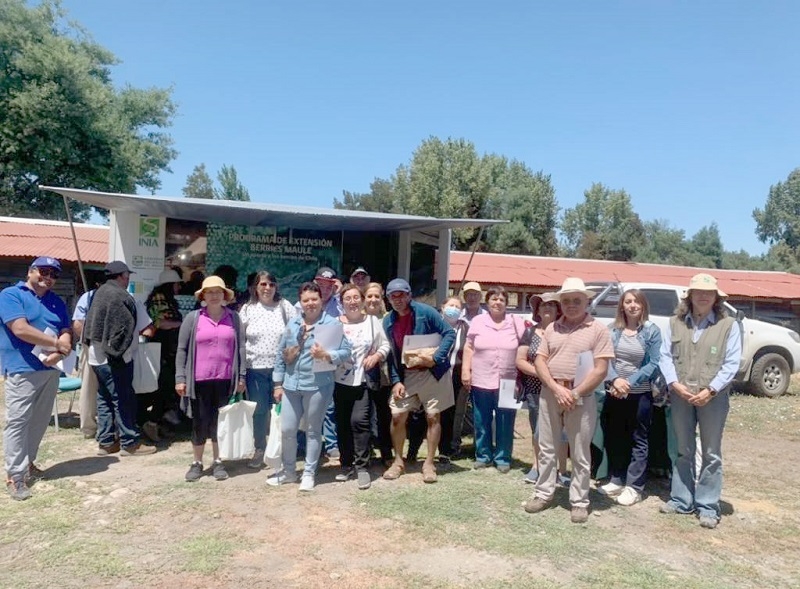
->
[265, 403, 282, 470]
[364, 316, 382, 391]
[217, 394, 257, 460]
[133, 341, 161, 394]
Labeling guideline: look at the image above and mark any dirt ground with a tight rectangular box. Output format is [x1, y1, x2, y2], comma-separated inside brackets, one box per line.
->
[2, 384, 800, 589]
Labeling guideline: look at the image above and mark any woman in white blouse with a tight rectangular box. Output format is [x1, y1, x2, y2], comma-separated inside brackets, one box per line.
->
[239, 271, 297, 469]
[334, 283, 391, 489]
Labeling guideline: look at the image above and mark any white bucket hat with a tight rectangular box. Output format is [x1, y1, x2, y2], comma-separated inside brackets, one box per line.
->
[555, 277, 596, 300]
[157, 268, 182, 286]
[685, 273, 727, 298]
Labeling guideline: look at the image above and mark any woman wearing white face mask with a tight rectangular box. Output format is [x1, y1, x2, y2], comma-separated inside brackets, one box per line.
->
[441, 297, 470, 459]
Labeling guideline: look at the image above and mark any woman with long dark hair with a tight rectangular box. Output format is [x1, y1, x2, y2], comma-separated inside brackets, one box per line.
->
[597, 289, 662, 506]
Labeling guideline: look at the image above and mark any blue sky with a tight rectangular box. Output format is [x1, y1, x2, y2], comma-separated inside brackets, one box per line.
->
[60, 1, 800, 255]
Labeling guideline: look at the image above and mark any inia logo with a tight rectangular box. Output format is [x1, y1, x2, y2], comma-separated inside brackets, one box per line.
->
[139, 218, 160, 238]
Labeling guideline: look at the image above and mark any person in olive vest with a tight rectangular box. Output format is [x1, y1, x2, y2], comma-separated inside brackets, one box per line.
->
[658, 273, 742, 529]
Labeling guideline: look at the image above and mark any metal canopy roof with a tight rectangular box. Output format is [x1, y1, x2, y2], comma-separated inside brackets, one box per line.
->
[42, 187, 504, 233]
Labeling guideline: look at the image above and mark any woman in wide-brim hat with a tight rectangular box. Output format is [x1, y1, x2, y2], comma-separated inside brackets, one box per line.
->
[657, 273, 741, 529]
[175, 275, 246, 482]
[516, 292, 569, 484]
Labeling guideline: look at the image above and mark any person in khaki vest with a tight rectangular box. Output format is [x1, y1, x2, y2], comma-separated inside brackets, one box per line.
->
[658, 273, 742, 529]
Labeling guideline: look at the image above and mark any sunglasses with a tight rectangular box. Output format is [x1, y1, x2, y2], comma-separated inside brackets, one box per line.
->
[258, 281, 277, 288]
[35, 267, 60, 278]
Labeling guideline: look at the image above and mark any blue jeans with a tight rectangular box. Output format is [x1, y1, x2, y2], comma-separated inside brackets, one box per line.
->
[281, 384, 334, 476]
[471, 387, 516, 467]
[668, 391, 730, 520]
[246, 368, 273, 451]
[94, 361, 139, 449]
[323, 399, 338, 453]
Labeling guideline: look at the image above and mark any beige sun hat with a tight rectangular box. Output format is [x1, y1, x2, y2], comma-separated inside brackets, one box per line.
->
[686, 273, 727, 298]
[462, 281, 482, 294]
[194, 275, 235, 302]
[529, 291, 560, 319]
[555, 277, 596, 299]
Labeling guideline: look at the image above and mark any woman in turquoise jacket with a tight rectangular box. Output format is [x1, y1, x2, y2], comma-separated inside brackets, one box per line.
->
[267, 281, 351, 492]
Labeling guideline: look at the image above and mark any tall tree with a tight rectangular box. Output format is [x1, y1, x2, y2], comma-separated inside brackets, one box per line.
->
[691, 223, 724, 269]
[334, 178, 398, 212]
[753, 167, 800, 251]
[0, 0, 177, 220]
[561, 183, 644, 260]
[215, 164, 250, 201]
[182, 164, 215, 199]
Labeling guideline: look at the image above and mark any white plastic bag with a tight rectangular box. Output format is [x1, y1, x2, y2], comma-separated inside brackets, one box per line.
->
[217, 398, 257, 460]
[133, 342, 161, 394]
[265, 403, 282, 470]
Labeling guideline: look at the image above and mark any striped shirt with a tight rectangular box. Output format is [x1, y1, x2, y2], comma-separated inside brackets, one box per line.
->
[537, 314, 614, 380]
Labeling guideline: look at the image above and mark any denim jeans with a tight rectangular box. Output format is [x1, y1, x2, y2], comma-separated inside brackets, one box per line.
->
[93, 361, 139, 448]
[471, 386, 516, 467]
[246, 368, 274, 451]
[281, 384, 334, 476]
[668, 391, 730, 519]
[323, 399, 338, 454]
[603, 392, 652, 492]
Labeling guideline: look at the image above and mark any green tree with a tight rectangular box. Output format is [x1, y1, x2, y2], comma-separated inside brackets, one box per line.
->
[634, 220, 688, 265]
[334, 178, 399, 212]
[182, 163, 215, 199]
[753, 167, 800, 251]
[690, 223, 723, 269]
[0, 0, 177, 220]
[215, 164, 250, 201]
[561, 183, 644, 260]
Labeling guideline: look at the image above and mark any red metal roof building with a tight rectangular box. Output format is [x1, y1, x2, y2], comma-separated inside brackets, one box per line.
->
[448, 251, 800, 327]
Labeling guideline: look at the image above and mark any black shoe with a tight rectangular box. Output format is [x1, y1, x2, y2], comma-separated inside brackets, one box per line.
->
[212, 460, 228, 481]
[185, 462, 203, 482]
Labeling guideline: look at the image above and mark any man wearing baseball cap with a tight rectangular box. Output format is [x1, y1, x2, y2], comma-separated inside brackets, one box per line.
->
[84, 261, 156, 457]
[382, 278, 456, 484]
[0, 256, 72, 500]
[350, 267, 371, 292]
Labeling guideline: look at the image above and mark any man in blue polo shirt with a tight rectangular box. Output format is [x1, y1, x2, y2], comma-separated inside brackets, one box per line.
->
[0, 256, 72, 500]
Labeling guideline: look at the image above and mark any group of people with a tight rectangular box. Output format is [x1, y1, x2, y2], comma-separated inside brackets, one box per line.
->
[1, 256, 741, 530]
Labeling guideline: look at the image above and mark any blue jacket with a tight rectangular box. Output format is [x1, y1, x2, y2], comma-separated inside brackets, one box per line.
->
[383, 300, 455, 385]
[273, 312, 352, 391]
[609, 320, 662, 388]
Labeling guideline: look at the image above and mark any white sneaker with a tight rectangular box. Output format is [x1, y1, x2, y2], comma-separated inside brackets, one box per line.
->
[596, 481, 625, 497]
[266, 470, 297, 487]
[299, 474, 315, 492]
[616, 486, 642, 506]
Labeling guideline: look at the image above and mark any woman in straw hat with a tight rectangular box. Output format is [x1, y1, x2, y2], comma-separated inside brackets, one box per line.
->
[175, 276, 246, 482]
[657, 273, 741, 529]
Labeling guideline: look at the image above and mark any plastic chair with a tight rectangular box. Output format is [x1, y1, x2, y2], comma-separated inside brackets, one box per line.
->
[53, 376, 82, 433]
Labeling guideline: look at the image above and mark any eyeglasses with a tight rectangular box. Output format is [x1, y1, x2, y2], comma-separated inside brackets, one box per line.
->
[35, 268, 60, 279]
[258, 282, 277, 288]
[342, 296, 361, 303]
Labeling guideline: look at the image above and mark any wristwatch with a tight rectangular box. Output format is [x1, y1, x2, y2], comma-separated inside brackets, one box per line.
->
[708, 387, 718, 397]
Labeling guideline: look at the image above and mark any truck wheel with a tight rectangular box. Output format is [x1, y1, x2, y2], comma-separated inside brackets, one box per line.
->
[750, 353, 791, 398]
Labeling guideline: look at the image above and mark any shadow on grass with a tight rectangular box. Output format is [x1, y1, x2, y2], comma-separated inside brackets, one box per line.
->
[43, 455, 119, 479]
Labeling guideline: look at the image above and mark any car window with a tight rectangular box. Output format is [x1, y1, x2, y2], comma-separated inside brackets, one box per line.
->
[641, 289, 679, 316]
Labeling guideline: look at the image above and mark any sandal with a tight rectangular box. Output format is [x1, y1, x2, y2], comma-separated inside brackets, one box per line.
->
[422, 462, 438, 484]
[383, 461, 405, 480]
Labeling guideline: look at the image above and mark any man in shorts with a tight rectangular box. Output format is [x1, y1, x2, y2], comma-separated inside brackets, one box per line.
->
[382, 278, 455, 483]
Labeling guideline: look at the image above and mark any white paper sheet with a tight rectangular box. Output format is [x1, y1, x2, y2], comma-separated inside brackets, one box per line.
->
[311, 322, 344, 372]
[574, 350, 595, 388]
[402, 333, 442, 353]
[498, 378, 523, 409]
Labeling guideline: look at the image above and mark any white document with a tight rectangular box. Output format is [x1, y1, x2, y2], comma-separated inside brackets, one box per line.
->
[33, 327, 75, 372]
[574, 350, 595, 388]
[31, 327, 58, 358]
[312, 322, 344, 372]
[56, 351, 77, 375]
[498, 378, 522, 409]
[402, 333, 442, 352]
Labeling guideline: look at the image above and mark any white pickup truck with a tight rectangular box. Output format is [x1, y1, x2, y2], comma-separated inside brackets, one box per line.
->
[582, 282, 800, 397]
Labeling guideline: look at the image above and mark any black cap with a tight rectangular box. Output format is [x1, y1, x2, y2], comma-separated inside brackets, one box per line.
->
[315, 267, 337, 280]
